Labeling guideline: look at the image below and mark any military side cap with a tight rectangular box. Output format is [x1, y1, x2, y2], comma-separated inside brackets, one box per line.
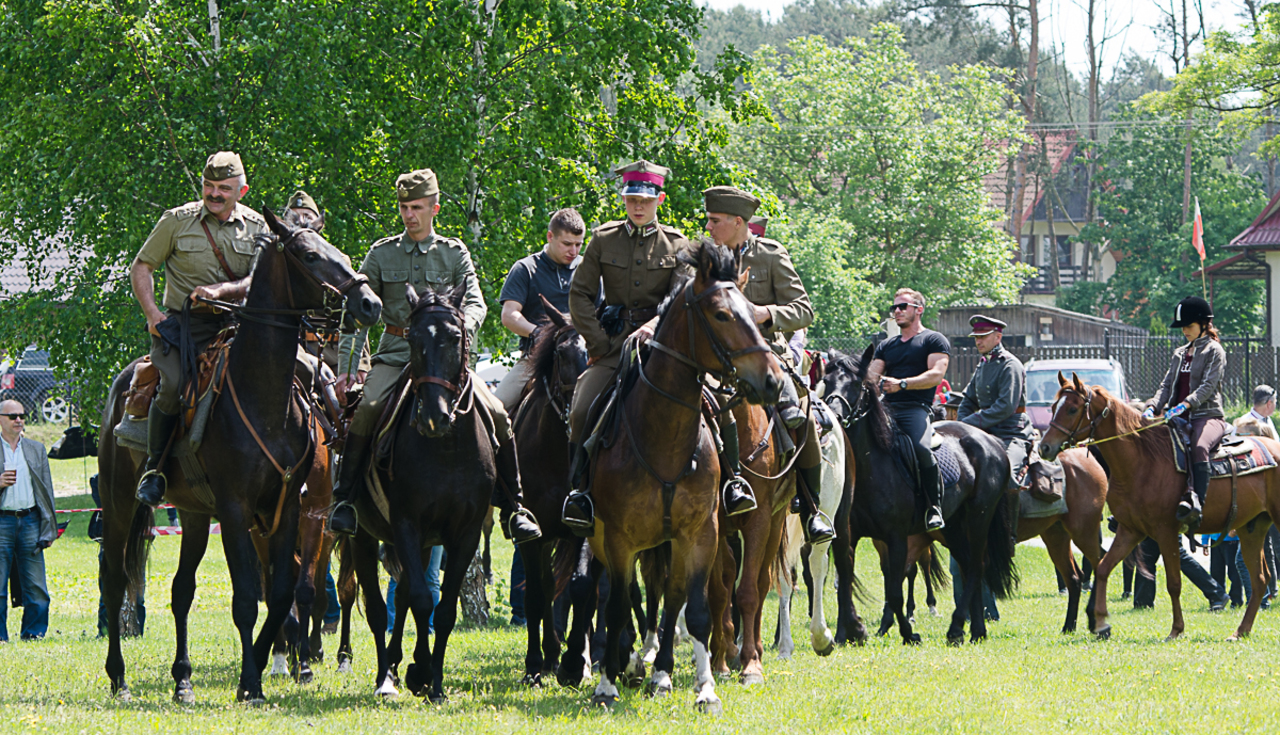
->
[968, 315, 1007, 336]
[748, 215, 768, 237]
[204, 151, 244, 181]
[289, 190, 320, 217]
[615, 160, 668, 198]
[703, 186, 761, 220]
[396, 169, 439, 201]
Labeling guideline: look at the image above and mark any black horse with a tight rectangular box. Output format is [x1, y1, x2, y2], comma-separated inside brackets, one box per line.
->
[97, 210, 382, 702]
[822, 344, 1018, 644]
[346, 284, 497, 701]
[509, 298, 596, 687]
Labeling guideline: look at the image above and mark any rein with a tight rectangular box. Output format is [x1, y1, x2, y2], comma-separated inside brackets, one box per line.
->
[1049, 386, 1168, 449]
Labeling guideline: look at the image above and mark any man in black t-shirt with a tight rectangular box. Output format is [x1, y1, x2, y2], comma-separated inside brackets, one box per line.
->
[493, 209, 587, 412]
[868, 288, 952, 530]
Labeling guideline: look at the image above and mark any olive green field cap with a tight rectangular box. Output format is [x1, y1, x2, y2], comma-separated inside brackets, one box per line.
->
[703, 185, 761, 220]
[289, 190, 320, 216]
[396, 169, 439, 201]
[203, 151, 244, 181]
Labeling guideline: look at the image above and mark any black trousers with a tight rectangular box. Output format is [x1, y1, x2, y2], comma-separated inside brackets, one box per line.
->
[1133, 537, 1226, 608]
[888, 402, 936, 475]
[1210, 537, 1243, 607]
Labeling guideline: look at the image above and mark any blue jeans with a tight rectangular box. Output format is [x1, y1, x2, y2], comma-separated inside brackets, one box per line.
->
[0, 513, 50, 640]
[323, 569, 340, 626]
[950, 555, 998, 622]
[386, 546, 443, 634]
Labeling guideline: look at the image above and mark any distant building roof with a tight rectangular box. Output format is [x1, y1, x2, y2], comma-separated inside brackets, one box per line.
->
[983, 130, 1080, 228]
[1, 245, 73, 298]
[1228, 188, 1280, 249]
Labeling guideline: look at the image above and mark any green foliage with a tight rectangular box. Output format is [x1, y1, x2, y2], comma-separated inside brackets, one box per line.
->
[1077, 108, 1267, 336]
[725, 28, 1033, 328]
[0, 0, 758, 414]
[769, 211, 883, 340]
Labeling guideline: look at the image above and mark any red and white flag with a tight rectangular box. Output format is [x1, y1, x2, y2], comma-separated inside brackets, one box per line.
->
[1192, 197, 1205, 261]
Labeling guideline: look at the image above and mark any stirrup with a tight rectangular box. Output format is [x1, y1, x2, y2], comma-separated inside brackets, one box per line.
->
[561, 493, 595, 535]
[135, 469, 167, 507]
[803, 510, 836, 544]
[723, 475, 757, 516]
[507, 507, 543, 544]
[925, 507, 945, 532]
[326, 501, 358, 536]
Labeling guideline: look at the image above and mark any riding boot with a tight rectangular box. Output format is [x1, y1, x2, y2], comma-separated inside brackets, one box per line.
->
[719, 417, 757, 517]
[777, 374, 806, 430]
[1178, 461, 1210, 531]
[135, 404, 180, 507]
[327, 431, 373, 536]
[494, 436, 542, 544]
[921, 462, 945, 531]
[562, 442, 595, 535]
[797, 464, 835, 544]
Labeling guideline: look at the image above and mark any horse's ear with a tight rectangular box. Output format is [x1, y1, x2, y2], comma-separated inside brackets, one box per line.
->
[448, 284, 467, 311]
[263, 207, 290, 239]
[1057, 371, 1068, 387]
[737, 265, 751, 291]
[405, 283, 419, 310]
[311, 212, 326, 234]
[860, 342, 876, 364]
[1072, 372, 1085, 392]
[540, 294, 568, 329]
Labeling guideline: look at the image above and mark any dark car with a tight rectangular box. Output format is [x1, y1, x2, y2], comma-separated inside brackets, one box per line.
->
[1023, 357, 1133, 435]
[0, 347, 70, 423]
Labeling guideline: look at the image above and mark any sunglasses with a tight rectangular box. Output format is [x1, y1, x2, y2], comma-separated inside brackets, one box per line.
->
[1, 413, 25, 420]
[890, 302, 919, 313]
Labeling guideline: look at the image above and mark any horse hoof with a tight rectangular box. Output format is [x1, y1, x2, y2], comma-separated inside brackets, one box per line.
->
[520, 673, 542, 688]
[694, 696, 723, 716]
[946, 636, 964, 647]
[173, 684, 195, 705]
[645, 678, 673, 698]
[904, 634, 922, 646]
[236, 688, 266, 705]
[1094, 625, 1111, 640]
[116, 688, 133, 703]
[620, 671, 644, 690]
[297, 667, 314, 685]
[815, 639, 835, 658]
[337, 660, 353, 674]
[270, 652, 289, 677]
[928, 606, 939, 617]
[556, 667, 583, 688]
[1164, 633, 1181, 643]
[591, 692, 619, 708]
[404, 664, 427, 697]
[375, 678, 399, 698]
[741, 672, 764, 687]
[427, 691, 448, 705]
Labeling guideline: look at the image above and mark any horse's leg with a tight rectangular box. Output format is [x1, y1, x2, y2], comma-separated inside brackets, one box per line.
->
[922, 547, 939, 616]
[1041, 522, 1081, 634]
[521, 541, 546, 686]
[872, 539, 894, 636]
[391, 530, 433, 699]
[592, 552, 634, 708]
[252, 505, 303, 686]
[882, 535, 917, 645]
[706, 537, 735, 679]
[557, 544, 596, 687]
[251, 532, 291, 679]
[539, 543, 561, 681]
[351, 530, 394, 696]
[834, 536, 867, 644]
[336, 538, 358, 674]
[386, 566, 411, 686]
[310, 534, 336, 665]
[290, 502, 327, 685]
[1154, 530, 1186, 641]
[941, 516, 979, 645]
[681, 526, 723, 714]
[806, 540, 835, 654]
[740, 514, 783, 686]
[216, 502, 274, 703]
[425, 528, 482, 704]
[101, 493, 143, 700]
[1231, 525, 1270, 640]
[776, 558, 795, 660]
[1091, 523, 1143, 638]
[170, 511, 212, 703]
[905, 560, 918, 624]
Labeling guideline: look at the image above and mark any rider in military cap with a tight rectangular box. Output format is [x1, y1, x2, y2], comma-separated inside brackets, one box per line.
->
[561, 160, 694, 532]
[327, 169, 542, 543]
[956, 315, 1035, 487]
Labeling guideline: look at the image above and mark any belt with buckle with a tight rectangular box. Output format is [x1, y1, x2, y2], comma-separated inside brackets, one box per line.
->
[385, 325, 407, 338]
[0, 507, 35, 517]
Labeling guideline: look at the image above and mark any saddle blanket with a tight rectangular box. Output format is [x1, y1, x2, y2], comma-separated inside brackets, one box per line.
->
[1170, 428, 1277, 478]
[1020, 488, 1068, 519]
[113, 378, 219, 457]
[895, 431, 960, 490]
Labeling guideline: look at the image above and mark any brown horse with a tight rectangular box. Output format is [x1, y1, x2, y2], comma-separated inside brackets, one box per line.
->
[587, 241, 783, 713]
[708, 400, 794, 685]
[1040, 372, 1280, 641]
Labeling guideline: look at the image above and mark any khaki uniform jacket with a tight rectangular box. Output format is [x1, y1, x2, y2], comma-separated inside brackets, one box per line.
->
[957, 344, 1032, 441]
[0, 438, 57, 546]
[737, 235, 814, 359]
[135, 201, 266, 312]
[1148, 335, 1226, 420]
[339, 231, 487, 370]
[569, 219, 691, 360]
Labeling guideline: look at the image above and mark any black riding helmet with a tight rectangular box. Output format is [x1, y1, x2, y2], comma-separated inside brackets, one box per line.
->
[1169, 296, 1213, 328]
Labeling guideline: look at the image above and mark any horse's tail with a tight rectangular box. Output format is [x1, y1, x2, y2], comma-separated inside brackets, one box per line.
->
[984, 492, 1020, 599]
[638, 543, 671, 592]
[379, 542, 403, 583]
[922, 541, 950, 591]
[552, 537, 587, 599]
[123, 503, 154, 607]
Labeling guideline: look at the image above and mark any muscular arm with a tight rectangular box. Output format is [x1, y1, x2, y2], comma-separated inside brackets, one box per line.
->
[881, 353, 949, 394]
[501, 300, 538, 338]
[130, 259, 167, 336]
[867, 358, 887, 384]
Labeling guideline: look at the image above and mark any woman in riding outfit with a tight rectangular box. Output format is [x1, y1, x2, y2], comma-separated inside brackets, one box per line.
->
[1144, 296, 1227, 531]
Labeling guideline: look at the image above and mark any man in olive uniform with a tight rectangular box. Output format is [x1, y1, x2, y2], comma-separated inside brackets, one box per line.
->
[562, 160, 748, 531]
[130, 151, 267, 506]
[327, 169, 540, 544]
[956, 315, 1035, 486]
[704, 187, 834, 543]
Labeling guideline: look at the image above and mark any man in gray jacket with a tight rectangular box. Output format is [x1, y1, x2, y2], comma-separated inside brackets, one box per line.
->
[957, 315, 1035, 485]
[0, 399, 57, 641]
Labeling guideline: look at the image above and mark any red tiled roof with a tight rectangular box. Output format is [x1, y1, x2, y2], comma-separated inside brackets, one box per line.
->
[1228, 187, 1280, 249]
[983, 129, 1078, 226]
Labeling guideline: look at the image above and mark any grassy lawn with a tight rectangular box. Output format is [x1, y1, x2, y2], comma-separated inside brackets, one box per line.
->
[17, 421, 97, 497]
[3, 499, 1280, 734]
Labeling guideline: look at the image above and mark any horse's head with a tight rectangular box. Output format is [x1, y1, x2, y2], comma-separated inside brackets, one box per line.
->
[1039, 371, 1109, 461]
[537, 295, 589, 393]
[404, 284, 470, 438]
[820, 344, 875, 426]
[658, 239, 783, 405]
[262, 208, 381, 327]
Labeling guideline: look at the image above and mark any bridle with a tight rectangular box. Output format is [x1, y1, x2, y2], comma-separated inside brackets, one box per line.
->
[408, 303, 474, 427]
[642, 280, 773, 412]
[1047, 386, 1111, 449]
[542, 327, 582, 428]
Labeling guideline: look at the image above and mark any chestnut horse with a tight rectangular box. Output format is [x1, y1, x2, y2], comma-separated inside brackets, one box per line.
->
[587, 241, 783, 713]
[1040, 373, 1280, 641]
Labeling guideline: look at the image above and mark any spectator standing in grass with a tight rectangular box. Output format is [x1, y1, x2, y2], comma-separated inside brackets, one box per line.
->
[0, 399, 56, 641]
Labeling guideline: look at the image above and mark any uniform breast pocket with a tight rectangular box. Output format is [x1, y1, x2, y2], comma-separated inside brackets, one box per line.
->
[175, 234, 207, 253]
[648, 254, 678, 270]
[420, 270, 450, 288]
[230, 236, 255, 256]
[383, 269, 409, 283]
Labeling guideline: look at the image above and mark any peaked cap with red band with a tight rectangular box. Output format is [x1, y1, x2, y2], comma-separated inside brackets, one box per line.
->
[748, 215, 768, 237]
[615, 159, 669, 199]
[967, 314, 1007, 337]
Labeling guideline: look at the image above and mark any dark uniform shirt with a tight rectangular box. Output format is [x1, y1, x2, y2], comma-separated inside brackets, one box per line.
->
[957, 343, 1033, 441]
[499, 250, 579, 352]
[873, 329, 951, 406]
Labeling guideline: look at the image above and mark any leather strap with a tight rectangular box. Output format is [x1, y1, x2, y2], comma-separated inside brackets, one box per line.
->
[385, 325, 407, 338]
[200, 220, 240, 282]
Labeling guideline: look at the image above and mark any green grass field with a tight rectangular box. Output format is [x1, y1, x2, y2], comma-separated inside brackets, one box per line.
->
[4, 496, 1280, 734]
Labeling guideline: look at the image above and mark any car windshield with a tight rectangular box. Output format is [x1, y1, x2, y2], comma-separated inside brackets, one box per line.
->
[1026, 369, 1122, 406]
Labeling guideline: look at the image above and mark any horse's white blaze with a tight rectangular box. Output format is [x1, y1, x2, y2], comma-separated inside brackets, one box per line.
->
[427, 324, 437, 337]
[594, 670, 619, 700]
[640, 630, 660, 665]
[270, 652, 289, 676]
[375, 677, 398, 698]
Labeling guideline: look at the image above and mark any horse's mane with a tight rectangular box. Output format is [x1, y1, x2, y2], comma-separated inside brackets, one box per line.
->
[656, 239, 738, 320]
[1060, 384, 1172, 461]
[526, 320, 578, 387]
[829, 346, 894, 451]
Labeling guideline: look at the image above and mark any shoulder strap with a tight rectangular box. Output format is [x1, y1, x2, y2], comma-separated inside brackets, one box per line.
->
[199, 220, 240, 282]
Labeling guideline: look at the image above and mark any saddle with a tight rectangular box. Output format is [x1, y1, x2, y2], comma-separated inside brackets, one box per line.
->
[1168, 418, 1276, 478]
[124, 325, 236, 428]
[895, 427, 960, 494]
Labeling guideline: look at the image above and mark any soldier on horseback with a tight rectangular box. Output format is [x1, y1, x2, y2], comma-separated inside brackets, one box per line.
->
[131, 151, 267, 507]
[1143, 295, 1228, 531]
[702, 186, 834, 543]
[867, 289, 951, 531]
[326, 168, 542, 544]
[956, 315, 1035, 488]
[561, 160, 763, 531]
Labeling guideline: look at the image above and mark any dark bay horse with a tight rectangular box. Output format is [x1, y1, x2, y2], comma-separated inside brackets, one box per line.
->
[510, 298, 591, 687]
[97, 210, 381, 702]
[588, 241, 783, 713]
[345, 285, 497, 701]
[1041, 373, 1280, 641]
[822, 345, 1017, 645]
